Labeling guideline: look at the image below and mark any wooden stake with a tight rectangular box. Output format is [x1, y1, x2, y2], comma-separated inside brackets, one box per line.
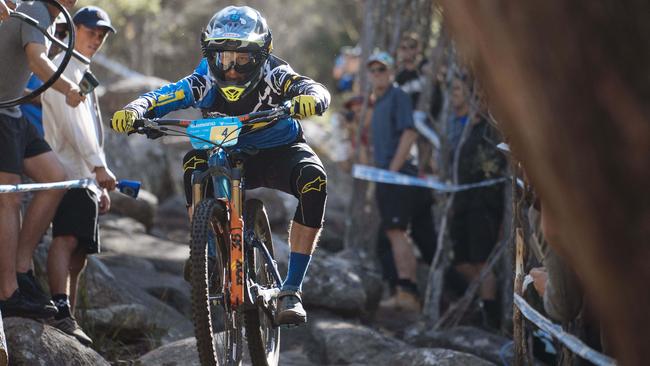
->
[513, 228, 526, 365]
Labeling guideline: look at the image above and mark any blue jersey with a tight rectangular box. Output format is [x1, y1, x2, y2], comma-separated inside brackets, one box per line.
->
[124, 55, 330, 149]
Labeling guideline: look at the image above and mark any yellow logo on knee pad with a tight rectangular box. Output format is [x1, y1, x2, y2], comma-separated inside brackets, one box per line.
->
[301, 176, 326, 194]
[183, 156, 207, 171]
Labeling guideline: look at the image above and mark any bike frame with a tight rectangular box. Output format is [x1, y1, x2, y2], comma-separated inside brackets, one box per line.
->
[136, 105, 289, 313]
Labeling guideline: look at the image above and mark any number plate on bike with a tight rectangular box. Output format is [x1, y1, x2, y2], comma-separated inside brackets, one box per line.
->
[187, 117, 242, 149]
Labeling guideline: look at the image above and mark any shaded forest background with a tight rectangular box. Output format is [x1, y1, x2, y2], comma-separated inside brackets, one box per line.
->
[78, 0, 363, 92]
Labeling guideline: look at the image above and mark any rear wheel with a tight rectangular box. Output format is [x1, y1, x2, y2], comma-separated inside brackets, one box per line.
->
[190, 198, 243, 366]
[244, 199, 281, 366]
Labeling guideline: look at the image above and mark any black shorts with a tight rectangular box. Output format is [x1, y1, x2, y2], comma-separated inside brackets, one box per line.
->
[450, 186, 505, 264]
[0, 113, 52, 174]
[243, 140, 324, 195]
[52, 188, 100, 254]
[183, 138, 324, 203]
[375, 180, 433, 231]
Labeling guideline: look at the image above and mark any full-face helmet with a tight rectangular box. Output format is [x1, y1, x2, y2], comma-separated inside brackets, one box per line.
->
[201, 6, 273, 102]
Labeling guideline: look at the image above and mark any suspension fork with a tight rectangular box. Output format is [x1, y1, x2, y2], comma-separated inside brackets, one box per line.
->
[229, 161, 245, 309]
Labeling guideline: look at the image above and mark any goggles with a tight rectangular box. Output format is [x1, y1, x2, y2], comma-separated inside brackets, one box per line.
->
[211, 50, 258, 74]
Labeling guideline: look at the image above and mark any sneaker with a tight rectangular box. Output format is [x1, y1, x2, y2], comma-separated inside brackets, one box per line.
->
[49, 316, 93, 346]
[379, 288, 421, 313]
[0, 289, 58, 319]
[17, 270, 54, 306]
[275, 290, 306, 325]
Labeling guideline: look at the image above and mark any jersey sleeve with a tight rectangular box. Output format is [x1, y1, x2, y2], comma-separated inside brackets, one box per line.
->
[124, 59, 214, 118]
[267, 63, 331, 115]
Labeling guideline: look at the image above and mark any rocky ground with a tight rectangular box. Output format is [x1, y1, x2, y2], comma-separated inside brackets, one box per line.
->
[4, 187, 510, 366]
[3, 80, 510, 365]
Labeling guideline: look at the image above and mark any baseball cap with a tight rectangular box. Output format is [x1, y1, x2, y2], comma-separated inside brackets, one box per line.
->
[367, 51, 394, 68]
[73, 6, 116, 33]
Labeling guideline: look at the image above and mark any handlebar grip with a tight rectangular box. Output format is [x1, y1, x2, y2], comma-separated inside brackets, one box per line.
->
[132, 119, 145, 129]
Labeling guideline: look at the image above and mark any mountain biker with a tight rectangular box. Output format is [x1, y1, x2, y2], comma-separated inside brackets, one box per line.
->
[110, 6, 330, 326]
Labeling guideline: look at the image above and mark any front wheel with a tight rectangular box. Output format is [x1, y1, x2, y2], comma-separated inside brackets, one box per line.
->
[244, 199, 281, 366]
[190, 198, 243, 366]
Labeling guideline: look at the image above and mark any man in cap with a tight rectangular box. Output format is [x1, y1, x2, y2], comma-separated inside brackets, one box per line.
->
[0, 0, 83, 320]
[41, 5, 117, 345]
[367, 51, 436, 313]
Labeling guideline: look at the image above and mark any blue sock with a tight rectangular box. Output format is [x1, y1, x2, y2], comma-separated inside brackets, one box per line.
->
[282, 252, 312, 292]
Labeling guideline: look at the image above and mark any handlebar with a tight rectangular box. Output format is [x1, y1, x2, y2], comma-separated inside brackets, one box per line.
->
[130, 102, 293, 148]
[133, 102, 292, 130]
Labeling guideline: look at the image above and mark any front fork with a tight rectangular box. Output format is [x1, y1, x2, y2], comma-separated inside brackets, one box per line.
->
[191, 153, 245, 310]
[228, 162, 245, 309]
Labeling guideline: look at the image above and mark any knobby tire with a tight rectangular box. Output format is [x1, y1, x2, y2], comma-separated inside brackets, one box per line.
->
[190, 198, 243, 366]
[243, 199, 281, 366]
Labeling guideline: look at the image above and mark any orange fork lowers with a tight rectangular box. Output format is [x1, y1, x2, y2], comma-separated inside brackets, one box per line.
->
[229, 172, 245, 309]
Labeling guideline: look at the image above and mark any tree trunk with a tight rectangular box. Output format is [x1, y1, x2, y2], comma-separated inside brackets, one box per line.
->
[345, 0, 379, 252]
[442, 1, 650, 364]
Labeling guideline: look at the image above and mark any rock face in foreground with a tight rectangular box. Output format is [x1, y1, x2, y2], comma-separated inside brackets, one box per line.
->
[406, 325, 512, 365]
[390, 348, 496, 366]
[4, 318, 110, 366]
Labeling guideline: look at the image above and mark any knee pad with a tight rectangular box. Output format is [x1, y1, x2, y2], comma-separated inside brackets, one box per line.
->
[291, 163, 327, 228]
[182, 150, 209, 206]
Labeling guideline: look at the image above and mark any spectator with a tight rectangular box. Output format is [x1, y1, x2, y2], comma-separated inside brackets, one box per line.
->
[395, 33, 443, 176]
[0, 0, 14, 22]
[447, 79, 506, 329]
[366, 51, 436, 312]
[21, 15, 69, 136]
[0, 0, 82, 319]
[332, 45, 361, 93]
[329, 95, 370, 171]
[41, 5, 117, 345]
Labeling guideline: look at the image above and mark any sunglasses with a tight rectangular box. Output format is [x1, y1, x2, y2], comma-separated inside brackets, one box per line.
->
[400, 43, 417, 50]
[369, 66, 387, 74]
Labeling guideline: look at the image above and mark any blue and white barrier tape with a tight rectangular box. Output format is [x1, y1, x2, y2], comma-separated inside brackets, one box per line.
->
[0, 178, 101, 195]
[0, 178, 141, 198]
[352, 164, 507, 192]
[514, 294, 616, 366]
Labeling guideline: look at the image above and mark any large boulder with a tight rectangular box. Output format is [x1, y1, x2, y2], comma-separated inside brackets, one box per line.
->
[99, 216, 189, 275]
[309, 316, 409, 365]
[4, 318, 110, 366]
[108, 188, 158, 232]
[138, 336, 315, 366]
[302, 250, 367, 317]
[153, 194, 190, 242]
[390, 348, 496, 366]
[138, 337, 199, 366]
[78, 256, 193, 344]
[405, 326, 512, 365]
[107, 256, 192, 318]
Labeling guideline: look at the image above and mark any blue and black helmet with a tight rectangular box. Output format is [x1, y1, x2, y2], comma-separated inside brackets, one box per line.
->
[201, 6, 273, 102]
